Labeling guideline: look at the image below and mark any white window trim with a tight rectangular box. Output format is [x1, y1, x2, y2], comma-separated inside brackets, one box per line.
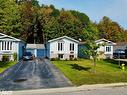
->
[70, 43, 74, 51]
[105, 46, 111, 52]
[1, 41, 13, 51]
[58, 42, 64, 51]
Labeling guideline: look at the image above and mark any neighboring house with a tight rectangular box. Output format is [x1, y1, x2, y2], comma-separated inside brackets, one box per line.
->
[78, 39, 116, 59]
[0, 33, 25, 61]
[46, 36, 79, 60]
[113, 42, 127, 52]
[95, 39, 116, 59]
[26, 44, 46, 58]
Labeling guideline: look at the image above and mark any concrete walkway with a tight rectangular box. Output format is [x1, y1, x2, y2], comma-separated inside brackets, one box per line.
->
[12, 83, 127, 95]
[114, 59, 127, 62]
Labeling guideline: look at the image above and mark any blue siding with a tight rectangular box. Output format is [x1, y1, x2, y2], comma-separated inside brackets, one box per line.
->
[46, 43, 50, 58]
[37, 49, 45, 58]
[18, 42, 26, 60]
[78, 44, 89, 58]
[26, 48, 46, 58]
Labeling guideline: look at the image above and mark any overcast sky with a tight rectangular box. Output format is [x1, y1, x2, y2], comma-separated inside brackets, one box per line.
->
[39, 0, 127, 29]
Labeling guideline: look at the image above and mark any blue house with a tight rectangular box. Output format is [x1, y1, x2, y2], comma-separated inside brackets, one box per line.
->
[0, 33, 25, 61]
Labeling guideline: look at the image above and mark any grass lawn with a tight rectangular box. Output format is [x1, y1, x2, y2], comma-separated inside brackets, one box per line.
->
[52, 59, 127, 86]
[0, 61, 17, 73]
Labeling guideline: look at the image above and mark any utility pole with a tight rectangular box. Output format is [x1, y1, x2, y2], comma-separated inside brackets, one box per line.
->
[118, 51, 120, 67]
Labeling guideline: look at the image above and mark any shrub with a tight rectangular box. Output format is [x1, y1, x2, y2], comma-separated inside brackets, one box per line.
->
[2, 54, 9, 62]
[69, 57, 74, 61]
[51, 58, 60, 61]
[74, 58, 78, 61]
[13, 53, 17, 61]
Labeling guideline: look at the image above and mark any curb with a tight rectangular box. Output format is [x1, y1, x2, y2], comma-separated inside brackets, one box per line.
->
[13, 83, 127, 95]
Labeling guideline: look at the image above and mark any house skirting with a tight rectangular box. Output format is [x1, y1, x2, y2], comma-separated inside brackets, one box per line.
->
[50, 53, 77, 60]
[0, 54, 14, 61]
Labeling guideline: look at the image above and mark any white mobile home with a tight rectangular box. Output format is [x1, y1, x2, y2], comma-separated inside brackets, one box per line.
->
[46, 36, 79, 60]
[78, 39, 116, 59]
[0, 33, 25, 61]
[95, 39, 116, 59]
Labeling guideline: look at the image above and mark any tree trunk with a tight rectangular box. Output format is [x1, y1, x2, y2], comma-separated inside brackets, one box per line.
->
[93, 58, 96, 73]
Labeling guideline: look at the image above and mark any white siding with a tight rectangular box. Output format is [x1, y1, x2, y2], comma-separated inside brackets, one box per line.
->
[49, 38, 78, 59]
[12, 42, 19, 53]
[0, 33, 24, 61]
[96, 40, 114, 59]
[0, 41, 19, 61]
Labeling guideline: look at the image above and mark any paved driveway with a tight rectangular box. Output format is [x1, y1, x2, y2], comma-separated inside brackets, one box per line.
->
[0, 59, 72, 90]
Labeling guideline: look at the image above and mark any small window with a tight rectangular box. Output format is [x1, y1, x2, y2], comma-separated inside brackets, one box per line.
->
[106, 46, 111, 52]
[70, 55, 74, 59]
[5, 42, 6, 50]
[70, 43, 74, 51]
[58, 42, 64, 51]
[10, 42, 12, 50]
[7, 42, 9, 50]
[2, 41, 4, 50]
[58, 54, 63, 59]
[58, 43, 60, 51]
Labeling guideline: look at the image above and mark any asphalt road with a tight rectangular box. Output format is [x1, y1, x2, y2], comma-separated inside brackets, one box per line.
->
[0, 59, 72, 90]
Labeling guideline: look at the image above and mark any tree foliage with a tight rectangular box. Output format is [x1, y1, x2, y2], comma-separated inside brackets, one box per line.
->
[0, 1, 127, 43]
[82, 41, 103, 73]
[0, 0, 21, 37]
[97, 16, 126, 42]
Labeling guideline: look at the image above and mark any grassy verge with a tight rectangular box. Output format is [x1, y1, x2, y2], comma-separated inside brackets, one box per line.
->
[52, 59, 127, 86]
[0, 61, 17, 73]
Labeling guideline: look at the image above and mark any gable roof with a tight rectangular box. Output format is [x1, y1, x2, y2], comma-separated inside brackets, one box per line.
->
[95, 38, 116, 45]
[48, 36, 79, 43]
[0, 33, 22, 42]
[26, 44, 45, 49]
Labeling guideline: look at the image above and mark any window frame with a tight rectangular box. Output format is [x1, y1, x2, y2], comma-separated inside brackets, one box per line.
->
[69, 55, 74, 59]
[106, 46, 111, 52]
[70, 43, 74, 51]
[58, 42, 64, 51]
[1, 41, 13, 51]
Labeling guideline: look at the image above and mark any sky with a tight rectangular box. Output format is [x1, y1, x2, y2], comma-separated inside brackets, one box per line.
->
[39, 0, 127, 29]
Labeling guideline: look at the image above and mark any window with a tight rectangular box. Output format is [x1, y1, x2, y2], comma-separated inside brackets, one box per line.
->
[1, 41, 12, 50]
[5, 42, 6, 50]
[2, 42, 4, 50]
[106, 46, 111, 52]
[58, 54, 63, 59]
[70, 43, 74, 51]
[7, 42, 9, 50]
[58, 43, 64, 51]
[58, 43, 60, 50]
[10, 42, 12, 50]
[70, 55, 74, 59]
